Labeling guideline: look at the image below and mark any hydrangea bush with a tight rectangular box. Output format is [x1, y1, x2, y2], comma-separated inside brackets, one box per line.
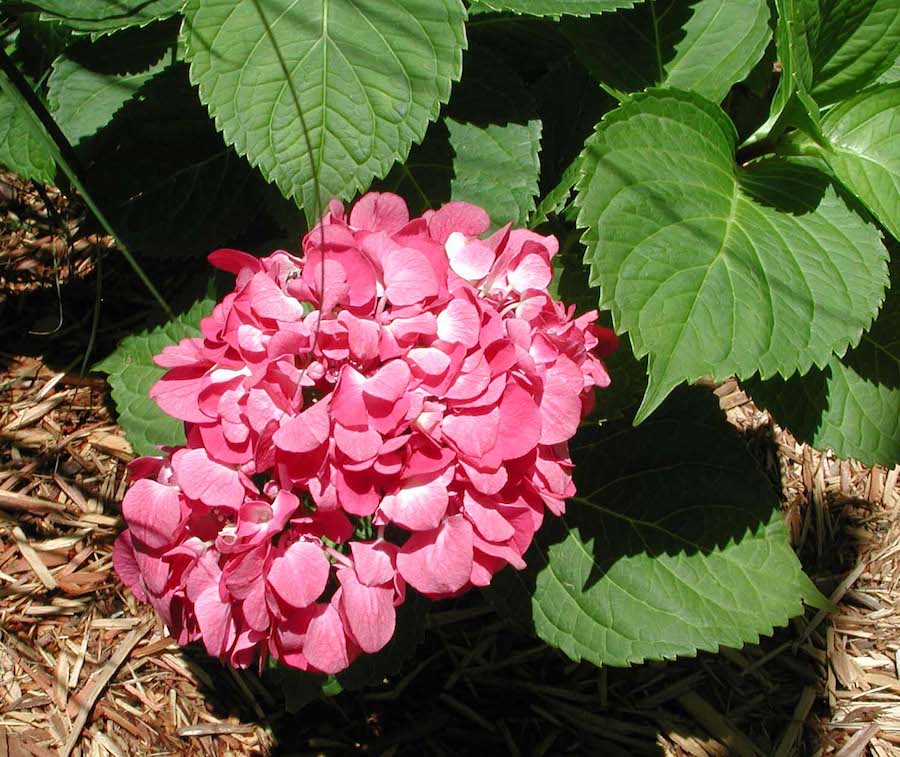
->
[2, 0, 897, 690]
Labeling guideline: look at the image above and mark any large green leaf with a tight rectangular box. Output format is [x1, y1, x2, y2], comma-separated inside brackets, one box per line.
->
[47, 21, 177, 145]
[0, 76, 55, 183]
[21, 0, 185, 34]
[469, 0, 640, 16]
[94, 298, 214, 456]
[563, 0, 772, 103]
[448, 119, 542, 227]
[86, 66, 265, 259]
[746, 256, 900, 468]
[812, 0, 900, 105]
[574, 88, 889, 423]
[819, 83, 900, 241]
[184, 0, 466, 218]
[493, 388, 827, 668]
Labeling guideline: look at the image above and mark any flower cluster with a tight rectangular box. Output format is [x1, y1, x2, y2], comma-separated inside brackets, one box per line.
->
[114, 193, 616, 674]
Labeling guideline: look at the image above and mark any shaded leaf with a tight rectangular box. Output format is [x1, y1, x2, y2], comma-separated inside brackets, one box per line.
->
[564, 0, 772, 103]
[23, 0, 185, 34]
[469, 0, 640, 16]
[448, 119, 542, 227]
[94, 297, 214, 455]
[47, 20, 178, 144]
[819, 82, 900, 240]
[520, 387, 829, 667]
[746, 255, 900, 468]
[184, 0, 466, 218]
[812, 0, 900, 105]
[574, 88, 889, 422]
[86, 65, 265, 259]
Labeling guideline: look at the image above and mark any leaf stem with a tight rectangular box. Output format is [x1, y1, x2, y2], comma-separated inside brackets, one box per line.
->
[0, 48, 174, 320]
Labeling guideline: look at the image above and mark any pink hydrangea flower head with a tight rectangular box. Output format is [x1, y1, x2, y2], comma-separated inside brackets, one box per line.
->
[115, 192, 617, 674]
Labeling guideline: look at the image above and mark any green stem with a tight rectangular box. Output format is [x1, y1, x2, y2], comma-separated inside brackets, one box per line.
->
[0, 48, 174, 320]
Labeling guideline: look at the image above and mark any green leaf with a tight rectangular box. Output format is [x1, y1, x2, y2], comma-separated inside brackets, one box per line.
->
[877, 53, 900, 84]
[469, 0, 640, 16]
[448, 119, 542, 228]
[574, 88, 889, 423]
[86, 65, 265, 259]
[47, 21, 177, 145]
[745, 255, 900, 468]
[563, 0, 772, 103]
[531, 157, 580, 227]
[819, 83, 900, 241]
[22, 0, 185, 34]
[94, 297, 214, 455]
[812, 0, 900, 105]
[184, 0, 466, 219]
[0, 76, 55, 183]
[525, 387, 828, 668]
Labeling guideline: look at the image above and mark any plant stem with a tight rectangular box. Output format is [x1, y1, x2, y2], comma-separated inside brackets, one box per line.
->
[0, 48, 175, 320]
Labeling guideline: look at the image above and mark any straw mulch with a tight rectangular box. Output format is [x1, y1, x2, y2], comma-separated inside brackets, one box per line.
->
[0, 178, 898, 756]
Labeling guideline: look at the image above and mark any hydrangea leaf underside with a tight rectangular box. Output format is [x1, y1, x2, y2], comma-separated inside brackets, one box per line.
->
[22, 0, 185, 34]
[94, 298, 214, 456]
[0, 79, 56, 184]
[469, 0, 640, 16]
[574, 88, 889, 423]
[812, 0, 900, 105]
[527, 388, 829, 668]
[819, 83, 900, 241]
[448, 119, 542, 228]
[47, 22, 178, 145]
[563, 0, 772, 103]
[746, 255, 900, 468]
[183, 0, 466, 218]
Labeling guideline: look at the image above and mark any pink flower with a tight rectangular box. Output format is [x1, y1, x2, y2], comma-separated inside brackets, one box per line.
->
[115, 192, 616, 674]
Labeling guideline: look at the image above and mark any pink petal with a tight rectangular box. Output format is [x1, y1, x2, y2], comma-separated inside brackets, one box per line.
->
[436, 297, 481, 348]
[195, 586, 236, 658]
[349, 192, 409, 232]
[463, 490, 515, 542]
[443, 352, 491, 402]
[442, 407, 500, 459]
[396, 515, 474, 596]
[121, 479, 184, 550]
[508, 252, 552, 293]
[330, 366, 368, 428]
[364, 360, 411, 404]
[303, 599, 352, 674]
[539, 356, 584, 445]
[349, 541, 396, 587]
[268, 540, 330, 609]
[173, 448, 245, 510]
[149, 367, 211, 424]
[460, 460, 508, 495]
[445, 232, 495, 281]
[379, 468, 453, 531]
[382, 248, 439, 305]
[208, 248, 261, 275]
[273, 400, 331, 453]
[406, 347, 451, 377]
[338, 569, 396, 653]
[112, 532, 147, 601]
[495, 383, 542, 460]
[334, 424, 382, 462]
[153, 337, 206, 368]
[428, 201, 491, 243]
[247, 272, 303, 322]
